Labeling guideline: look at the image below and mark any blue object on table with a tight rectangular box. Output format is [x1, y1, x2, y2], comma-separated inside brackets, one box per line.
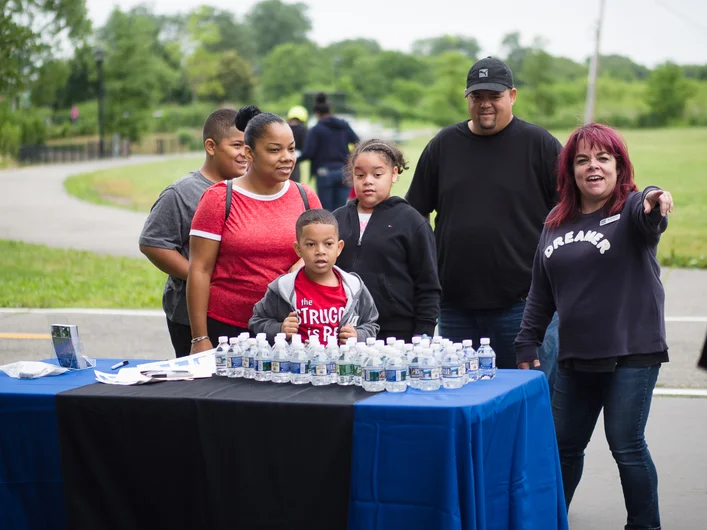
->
[0, 359, 143, 530]
[349, 370, 568, 530]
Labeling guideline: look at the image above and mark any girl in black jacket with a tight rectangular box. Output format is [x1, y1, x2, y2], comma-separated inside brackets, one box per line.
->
[333, 139, 441, 342]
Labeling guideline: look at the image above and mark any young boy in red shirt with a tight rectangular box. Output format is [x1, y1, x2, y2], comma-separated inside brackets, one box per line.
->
[249, 209, 379, 344]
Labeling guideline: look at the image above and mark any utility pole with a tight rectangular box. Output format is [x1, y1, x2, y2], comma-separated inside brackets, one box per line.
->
[584, 0, 606, 124]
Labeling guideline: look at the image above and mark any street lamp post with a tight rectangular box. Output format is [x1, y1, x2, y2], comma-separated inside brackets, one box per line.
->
[94, 48, 105, 158]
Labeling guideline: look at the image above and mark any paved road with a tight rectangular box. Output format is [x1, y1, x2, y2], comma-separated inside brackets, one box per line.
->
[0, 154, 196, 259]
[1, 157, 706, 529]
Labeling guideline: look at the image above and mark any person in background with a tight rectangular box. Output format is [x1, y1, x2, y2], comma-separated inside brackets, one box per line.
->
[298, 92, 359, 212]
[249, 209, 379, 344]
[287, 105, 309, 183]
[187, 107, 321, 352]
[139, 108, 247, 357]
[405, 56, 561, 389]
[334, 139, 440, 343]
[515, 123, 673, 530]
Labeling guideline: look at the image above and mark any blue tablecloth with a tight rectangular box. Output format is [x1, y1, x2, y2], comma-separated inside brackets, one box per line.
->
[350, 370, 568, 530]
[0, 359, 134, 530]
[2, 363, 567, 530]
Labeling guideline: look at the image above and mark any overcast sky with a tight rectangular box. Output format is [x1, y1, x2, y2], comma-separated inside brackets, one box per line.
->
[87, 0, 707, 67]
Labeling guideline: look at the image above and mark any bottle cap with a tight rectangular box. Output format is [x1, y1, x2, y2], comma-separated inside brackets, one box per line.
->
[480, 338, 490, 345]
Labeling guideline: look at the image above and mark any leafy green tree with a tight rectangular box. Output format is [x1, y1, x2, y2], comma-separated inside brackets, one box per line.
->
[245, 0, 312, 58]
[97, 7, 179, 141]
[645, 62, 691, 126]
[500, 32, 530, 84]
[412, 35, 480, 60]
[30, 59, 70, 108]
[418, 51, 469, 126]
[597, 54, 650, 81]
[0, 0, 90, 95]
[522, 49, 557, 118]
[185, 49, 254, 103]
[260, 42, 327, 101]
[186, 6, 255, 60]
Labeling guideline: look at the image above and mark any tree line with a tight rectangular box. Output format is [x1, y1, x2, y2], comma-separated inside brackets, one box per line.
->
[1, 0, 706, 157]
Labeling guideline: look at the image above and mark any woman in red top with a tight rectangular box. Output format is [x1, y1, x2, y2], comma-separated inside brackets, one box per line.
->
[187, 106, 321, 352]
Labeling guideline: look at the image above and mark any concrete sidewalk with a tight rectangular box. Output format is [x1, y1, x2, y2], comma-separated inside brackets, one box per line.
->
[0, 154, 197, 259]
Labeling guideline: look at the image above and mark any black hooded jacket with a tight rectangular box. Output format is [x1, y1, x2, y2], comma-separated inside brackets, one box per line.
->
[333, 196, 441, 337]
[298, 116, 359, 176]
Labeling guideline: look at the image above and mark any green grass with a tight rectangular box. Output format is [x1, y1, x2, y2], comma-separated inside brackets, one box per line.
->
[65, 127, 707, 268]
[1, 240, 165, 308]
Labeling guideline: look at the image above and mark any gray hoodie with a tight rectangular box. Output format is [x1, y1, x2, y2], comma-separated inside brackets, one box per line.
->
[249, 266, 379, 343]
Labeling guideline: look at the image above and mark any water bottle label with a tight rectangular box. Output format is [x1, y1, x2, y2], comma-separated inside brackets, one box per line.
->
[312, 364, 327, 377]
[289, 361, 309, 374]
[479, 357, 495, 370]
[337, 363, 356, 376]
[215, 353, 226, 366]
[228, 355, 243, 369]
[326, 362, 336, 375]
[256, 359, 271, 372]
[467, 358, 479, 371]
[364, 368, 383, 382]
[272, 361, 290, 373]
[242, 357, 250, 369]
[385, 369, 407, 382]
[409, 366, 422, 379]
[442, 366, 462, 378]
[421, 368, 440, 380]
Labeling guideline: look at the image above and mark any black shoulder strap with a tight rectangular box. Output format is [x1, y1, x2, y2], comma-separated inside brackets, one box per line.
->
[225, 179, 233, 222]
[295, 182, 310, 210]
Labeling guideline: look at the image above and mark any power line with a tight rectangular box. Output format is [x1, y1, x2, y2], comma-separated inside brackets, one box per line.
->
[654, 0, 707, 33]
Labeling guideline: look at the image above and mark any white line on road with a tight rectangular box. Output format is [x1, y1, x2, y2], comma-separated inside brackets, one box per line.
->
[2, 309, 707, 322]
[0, 308, 165, 317]
[654, 388, 707, 397]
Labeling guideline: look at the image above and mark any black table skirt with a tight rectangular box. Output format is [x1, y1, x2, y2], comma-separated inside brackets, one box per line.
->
[56, 377, 374, 530]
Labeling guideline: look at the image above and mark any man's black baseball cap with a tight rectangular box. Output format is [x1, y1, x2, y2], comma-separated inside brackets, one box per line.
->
[464, 57, 514, 96]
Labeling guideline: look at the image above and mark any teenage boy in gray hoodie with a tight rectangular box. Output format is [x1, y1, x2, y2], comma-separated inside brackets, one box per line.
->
[249, 209, 379, 344]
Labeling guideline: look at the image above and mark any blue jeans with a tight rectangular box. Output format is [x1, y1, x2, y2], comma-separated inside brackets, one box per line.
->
[439, 301, 559, 391]
[553, 364, 661, 530]
[316, 167, 350, 212]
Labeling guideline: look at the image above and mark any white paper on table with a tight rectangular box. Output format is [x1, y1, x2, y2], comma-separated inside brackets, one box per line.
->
[95, 367, 154, 385]
[136, 350, 215, 377]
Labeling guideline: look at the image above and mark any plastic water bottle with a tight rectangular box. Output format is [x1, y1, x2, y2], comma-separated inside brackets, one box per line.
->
[326, 336, 339, 384]
[385, 349, 408, 392]
[463, 340, 478, 383]
[441, 344, 465, 389]
[418, 347, 441, 391]
[242, 338, 257, 379]
[310, 345, 330, 386]
[289, 336, 311, 385]
[214, 336, 229, 376]
[270, 338, 291, 383]
[336, 345, 355, 385]
[254, 339, 272, 382]
[226, 337, 242, 378]
[362, 348, 385, 392]
[477, 338, 497, 380]
[408, 345, 422, 389]
[352, 345, 369, 386]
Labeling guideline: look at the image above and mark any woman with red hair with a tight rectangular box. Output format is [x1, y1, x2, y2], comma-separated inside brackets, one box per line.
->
[515, 123, 673, 529]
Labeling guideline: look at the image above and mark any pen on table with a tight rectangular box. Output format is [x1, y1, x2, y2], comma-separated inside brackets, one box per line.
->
[111, 360, 129, 370]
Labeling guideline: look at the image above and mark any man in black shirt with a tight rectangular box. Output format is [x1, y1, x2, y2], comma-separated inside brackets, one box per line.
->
[406, 57, 561, 386]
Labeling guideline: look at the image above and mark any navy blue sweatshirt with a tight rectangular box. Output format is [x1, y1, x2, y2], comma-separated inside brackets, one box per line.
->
[298, 116, 359, 176]
[333, 196, 441, 337]
[515, 188, 669, 364]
